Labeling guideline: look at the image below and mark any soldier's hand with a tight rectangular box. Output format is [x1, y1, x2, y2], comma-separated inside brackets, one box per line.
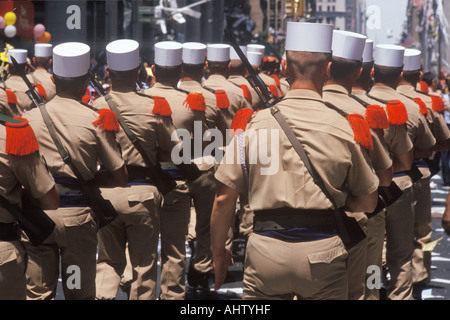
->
[212, 248, 234, 291]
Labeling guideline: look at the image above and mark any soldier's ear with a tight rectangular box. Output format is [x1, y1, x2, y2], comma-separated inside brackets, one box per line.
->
[281, 59, 287, 75]
[105, 67, 110, 77]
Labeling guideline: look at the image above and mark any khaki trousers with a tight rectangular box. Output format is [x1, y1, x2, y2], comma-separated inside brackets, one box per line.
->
[24, 207, 98, 300]
[188, 169, 218, 274]
[159, 186, 191, 300]
[243, 233, 348, 300]
[0, 240, 27, 300]
[412, 170, 432, 284]
[385, 183, 415, 300]
[364, 210, 386, 300]
[95, 202, 160, 300]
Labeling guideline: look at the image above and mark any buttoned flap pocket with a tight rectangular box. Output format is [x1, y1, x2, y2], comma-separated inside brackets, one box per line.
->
[307, 243, 347, 265]
[63, 212, 94, 228]
[0, 247, 17, 267]
[128, 192, 155, 205]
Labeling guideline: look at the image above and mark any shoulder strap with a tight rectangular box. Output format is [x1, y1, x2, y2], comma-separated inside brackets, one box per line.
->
[103, 94, 177, 195]
[269, 105, 351, 246]
[349, 93, 370, 107]
[367, 93, 390, 105]
[37, 102, 118, 228]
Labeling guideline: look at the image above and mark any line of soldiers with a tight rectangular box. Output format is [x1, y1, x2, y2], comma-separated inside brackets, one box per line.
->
[0, 20, 448, 301]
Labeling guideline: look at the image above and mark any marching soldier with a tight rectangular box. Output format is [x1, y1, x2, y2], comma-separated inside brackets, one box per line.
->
[227, 45, 261, 110]
[350, 39, 414, 300]
[178, 42, 231, 293]
[247, 44, 283, 98]
[396, 48, 450, 298]
[322, 30, 393, 300]
[93, 39, 180, 300]
[28, 43, 56, 102]
[368, 44, 436, 300]
[22, 42, 128, 300]
[203, 44, 252, 115]
[0, 116, 59, 300]
[144, 41, 207, 299]
[5, 49, 35, 114]
[211, 22, 379, 300]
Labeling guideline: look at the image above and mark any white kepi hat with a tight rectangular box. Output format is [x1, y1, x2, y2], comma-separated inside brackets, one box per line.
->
[52, 42, 90, 78]
[154, 41, 183, 67]
[182, 42, 207, 65]
[207, 44, 230, 62]
[106, 39, 140, 71]
[332, 30, 366, 61]
[247, 51, 262, 66]
[403, 48, 421, 71]
[374, 44, 405, 68]
[35, 44, 52, 58]
[362, 40, 374, 63]
[247, 44, 265, 55]
[285, 22, 333, 53]
[8, 49, 27, 64]
[230, 45, 247, 60]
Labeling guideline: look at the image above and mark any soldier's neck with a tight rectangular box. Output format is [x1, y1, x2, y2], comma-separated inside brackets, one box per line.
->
[182, 76, 202, 83]
[325, 79, 352, 93]
[111, 81, 135, 92]
[289, 79, 323, 96]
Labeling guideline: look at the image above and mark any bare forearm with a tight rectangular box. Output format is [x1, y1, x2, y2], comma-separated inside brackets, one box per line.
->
[345, 190, 378, 213]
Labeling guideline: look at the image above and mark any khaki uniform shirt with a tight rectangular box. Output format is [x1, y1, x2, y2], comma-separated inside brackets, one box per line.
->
[178, 80, 232, 136]
[0, 127, 55, 223]
[323, 84, 392, 171]
[397, 84, 450, 143]
[0, 89, 20, 117]
[228, 75, 261, 110]
[369, 85, 436, 151]
[93, 89, 179, 213]
[144, 82, 208, 135]
[27, 68, 57, 102]
[203, 74, 251, 115]
[23, 95, 124, 182]
[215, 89, 379, 211]
[280, 77, 290, 96]
[259, 72, 283, 98]
[5, 75, 34, 113]
[351, 88, 413, 157]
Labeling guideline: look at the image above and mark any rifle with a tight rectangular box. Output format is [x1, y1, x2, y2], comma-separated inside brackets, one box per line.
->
[265, 41, 283, 63]
[89, 71, 107, 97]
[224, 29, 280, 109]
[10, 57, 119, 229]
[10, 56, 45, 107]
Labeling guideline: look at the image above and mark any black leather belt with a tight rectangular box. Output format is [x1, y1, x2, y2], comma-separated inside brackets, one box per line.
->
[0, 222, 20, 241]
[253, 207, 337, 232]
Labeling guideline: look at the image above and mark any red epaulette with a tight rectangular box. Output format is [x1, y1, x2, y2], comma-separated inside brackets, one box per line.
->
[214, 90, 230, 109]
[5, 89, 18, 105]
[183, 92, 206, 112]
[92, 109, 120, 132]
[152, 96, 172, 116]
[270, 74, 281, 87]
[365, 105, 389, 129]
[419, 81, 429, 93]
[430, 95, 445, 112]
[412, 97, 429, 116]
[385, 100, 408, 125]
[82, 94, 93, 105]
[269, 84, 279, 97]
[5, 117, 39, 156]
[35, 83, 47, 100]
[347, 113, 373, 150]
[229, 108, 255, 137]
[240, 84, 252, 103]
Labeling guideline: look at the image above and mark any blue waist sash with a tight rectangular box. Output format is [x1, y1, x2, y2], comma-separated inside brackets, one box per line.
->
[413, 159, 429, 168]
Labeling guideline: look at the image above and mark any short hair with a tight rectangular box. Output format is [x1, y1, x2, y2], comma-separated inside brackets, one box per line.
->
[154, 64, 182, 83]
[354, 61, 374, 86]
[181, 63, 205, 78]
[421, 71, 436, 86]
[8, 63, 27, 75]
[53, 73, 89, 95]
[286, 51, 331, 83]
[402, 70, 421, 85]
[373, 64, 403, 87]
[34, 57, 52, 69]
[329, 56, 362, 82]
[207, 60, 230, 75]
[107, 66, 140, 83]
